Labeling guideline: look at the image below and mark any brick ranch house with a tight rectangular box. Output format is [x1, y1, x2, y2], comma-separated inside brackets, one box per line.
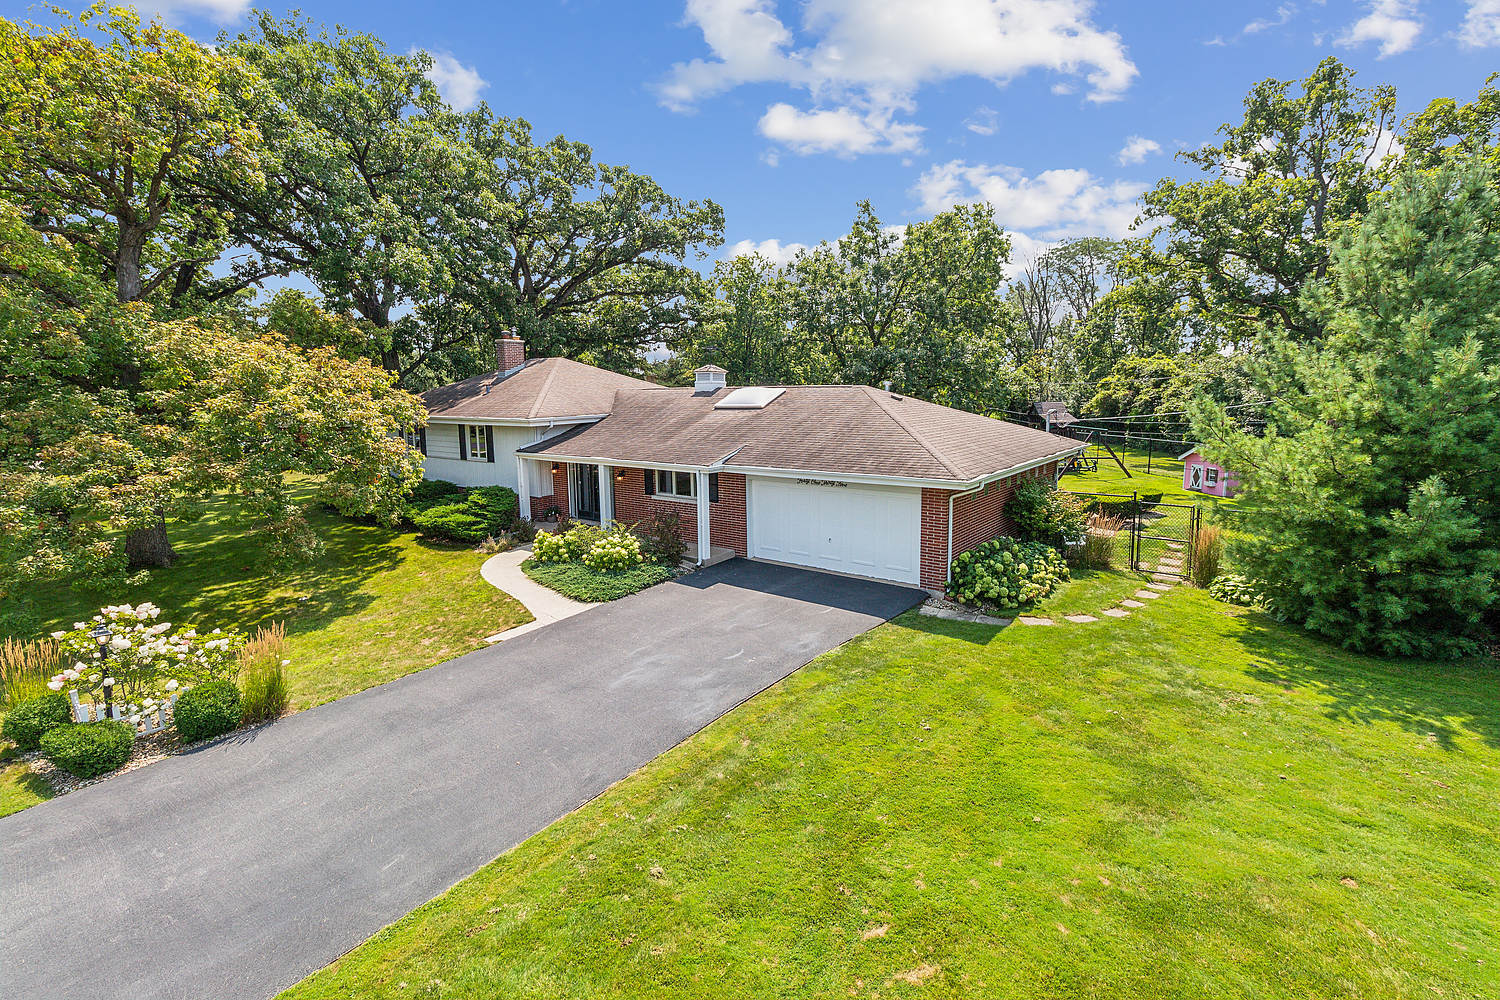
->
[419, 337, 1084, 593]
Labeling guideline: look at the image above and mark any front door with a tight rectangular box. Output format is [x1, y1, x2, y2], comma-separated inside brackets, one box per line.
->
[571, 463, 601, 521]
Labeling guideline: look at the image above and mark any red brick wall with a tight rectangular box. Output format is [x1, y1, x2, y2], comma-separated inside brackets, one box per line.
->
[709, 473, 747, 556]
[919, 461, 1059, 591]
[608, 469, 749, 557]
[612, 467, 698, 550]
[529, 463, 569, 520]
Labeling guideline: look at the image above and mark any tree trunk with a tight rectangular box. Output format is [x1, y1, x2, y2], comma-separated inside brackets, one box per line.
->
[125, 516, 178, 569]
[116, 224, 147, 303]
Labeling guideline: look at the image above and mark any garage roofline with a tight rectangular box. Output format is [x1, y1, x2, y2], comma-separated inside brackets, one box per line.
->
[517, 446, 1084, 492]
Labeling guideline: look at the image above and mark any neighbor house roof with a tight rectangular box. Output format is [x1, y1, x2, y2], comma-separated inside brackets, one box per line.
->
[519, 385, 1083, 484]
[422, 357, 657, 421]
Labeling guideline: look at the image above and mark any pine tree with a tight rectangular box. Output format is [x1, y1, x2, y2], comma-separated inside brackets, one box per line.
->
[1193, 159, 1500, 657]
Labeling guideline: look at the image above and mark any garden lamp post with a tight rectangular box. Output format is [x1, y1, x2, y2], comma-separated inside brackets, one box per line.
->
[89, 623, 113, 721]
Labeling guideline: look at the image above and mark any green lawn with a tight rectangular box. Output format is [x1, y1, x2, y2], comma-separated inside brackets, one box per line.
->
[281, 586, 1498, 999]
[9, 493, 531, 711]
[522, 558, 674, 602]
[0, 743, 53, 817]
[1060, 443, 1234, 508]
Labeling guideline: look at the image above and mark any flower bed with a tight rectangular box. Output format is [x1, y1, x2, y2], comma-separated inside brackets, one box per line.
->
[521, 559, 673, 602]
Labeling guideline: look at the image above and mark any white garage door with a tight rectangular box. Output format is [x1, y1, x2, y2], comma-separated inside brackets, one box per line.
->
[748, 477, 921, 585]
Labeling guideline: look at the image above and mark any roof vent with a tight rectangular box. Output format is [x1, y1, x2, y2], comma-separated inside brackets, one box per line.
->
[714, 386, 785, 410]
[693, 365, 728, 394]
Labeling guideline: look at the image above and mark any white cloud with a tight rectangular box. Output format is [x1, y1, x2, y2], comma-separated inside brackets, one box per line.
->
[758, 103, 924, 156]
[1336, 0, 1422, 58]
[1459, 0, 1500, 47]
[1116, 135, 1161, 165]
[964, 106, 999, 136]
[729, 238, 809, 265]
[659, 0, 1138, 156]
[913, 160, 1143, 239]
[413, 50, 490, 111]
[1244, 4, 1297, 34]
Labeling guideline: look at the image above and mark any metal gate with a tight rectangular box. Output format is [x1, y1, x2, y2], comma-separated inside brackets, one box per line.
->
[1059, 491, 1200, 577]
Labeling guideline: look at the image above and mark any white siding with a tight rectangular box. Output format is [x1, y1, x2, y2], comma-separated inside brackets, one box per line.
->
[421, 421, 586, 492]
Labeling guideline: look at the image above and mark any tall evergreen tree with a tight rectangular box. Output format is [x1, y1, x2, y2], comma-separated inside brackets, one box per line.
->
[1193, 160, 1500, 657]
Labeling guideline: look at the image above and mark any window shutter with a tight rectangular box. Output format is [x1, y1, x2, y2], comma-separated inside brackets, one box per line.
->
[708, 472, 719, 503]
[458, 425, 467, 460]
[485, 426, 495, 463]
[644, 468, 655, 495]
[417, 428, 427, 456]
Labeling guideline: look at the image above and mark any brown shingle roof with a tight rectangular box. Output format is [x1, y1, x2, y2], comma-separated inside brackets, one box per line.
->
[421, 358, 657, 421]
[519, 385, 1082, 483]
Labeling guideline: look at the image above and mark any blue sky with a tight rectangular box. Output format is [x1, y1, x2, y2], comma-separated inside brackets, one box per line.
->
[9, 1, 1500, 271]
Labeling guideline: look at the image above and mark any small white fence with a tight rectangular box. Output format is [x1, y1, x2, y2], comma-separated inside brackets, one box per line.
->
[69, 690, 178, 735]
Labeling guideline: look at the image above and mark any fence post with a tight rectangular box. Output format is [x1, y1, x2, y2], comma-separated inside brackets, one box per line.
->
[1131, 491, 1139, 571]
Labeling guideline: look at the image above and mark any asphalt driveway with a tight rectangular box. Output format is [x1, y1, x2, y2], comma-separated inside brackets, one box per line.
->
[0, 560, 921, 1000]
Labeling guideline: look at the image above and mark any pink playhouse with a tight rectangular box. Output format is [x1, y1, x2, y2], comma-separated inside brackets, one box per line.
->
[1179, 448, 1241, 498]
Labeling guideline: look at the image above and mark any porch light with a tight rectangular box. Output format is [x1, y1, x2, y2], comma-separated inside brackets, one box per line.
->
[551, 463, 560, 473]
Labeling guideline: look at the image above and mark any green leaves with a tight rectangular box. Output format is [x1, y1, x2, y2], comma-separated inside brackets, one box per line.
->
[1194, 159, 1500, 657]
[1133, 57, 1397, 344]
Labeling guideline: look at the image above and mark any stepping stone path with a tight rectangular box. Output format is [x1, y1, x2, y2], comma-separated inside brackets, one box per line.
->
[918, 577, 1179, 631]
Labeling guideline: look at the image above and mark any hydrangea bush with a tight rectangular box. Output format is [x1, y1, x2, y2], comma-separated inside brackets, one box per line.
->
[531, 531, 569, 563]
[582, 528, 644, 572]
[948, 538, 1069, 609]
[46, 603, 243, 721]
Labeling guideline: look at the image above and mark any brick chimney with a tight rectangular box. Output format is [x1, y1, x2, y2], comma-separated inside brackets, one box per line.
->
[496, 335, 525, 374]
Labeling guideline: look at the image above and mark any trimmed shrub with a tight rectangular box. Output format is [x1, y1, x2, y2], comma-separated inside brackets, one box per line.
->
[239, 624, 290, 726]
[2, 692, 72, 751]
[410, 503, 489, 542]
[583, 528, 644, 572]
[174, 680, 242, 743]
[633, 509, 687, 566]
[406, 484, 519, 543]
[40, 720, 134, 778]
[1006, 482, 1088, 549]
[408, 478, 466, 506]
[531, 530, 570, 563]
[948, 537, 1069, 609]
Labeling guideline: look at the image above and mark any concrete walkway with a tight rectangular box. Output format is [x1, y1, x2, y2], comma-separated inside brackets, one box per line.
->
[0, 560, 923, 1000]
[479, 545, 596, 641]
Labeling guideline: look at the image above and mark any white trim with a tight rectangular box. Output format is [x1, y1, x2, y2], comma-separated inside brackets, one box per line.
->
[520, 447, 1086, 492]
[1177, 446, 1202, 460]
[695, 471, 712, 563]
[427, 415, 610, 428]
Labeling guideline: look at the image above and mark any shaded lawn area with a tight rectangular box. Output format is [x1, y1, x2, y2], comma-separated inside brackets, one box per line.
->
[0, 743, 52, 818]
[282, 589, 1498, 999]
[11, 493, 531, 711]
[521, 558, 674, 602]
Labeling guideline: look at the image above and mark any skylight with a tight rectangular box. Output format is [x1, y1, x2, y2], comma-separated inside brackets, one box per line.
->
[714, 386, 785, 410]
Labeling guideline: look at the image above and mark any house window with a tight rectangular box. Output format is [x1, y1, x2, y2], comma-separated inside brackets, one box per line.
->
[655, 469, 697, 499]
[1205, 467, 1220, 487]
[467, 425, 488, 461]
[403, 429, 422, 450]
